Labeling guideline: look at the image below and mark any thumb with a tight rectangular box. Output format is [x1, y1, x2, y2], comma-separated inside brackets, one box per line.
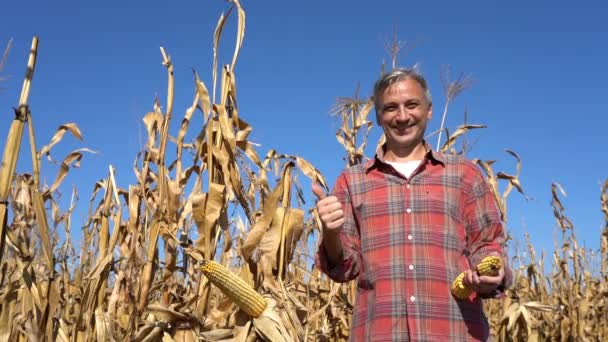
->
[312, 183, 327, 200]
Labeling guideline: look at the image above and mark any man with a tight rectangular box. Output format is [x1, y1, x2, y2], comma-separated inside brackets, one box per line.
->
[313, 68, 512, 341]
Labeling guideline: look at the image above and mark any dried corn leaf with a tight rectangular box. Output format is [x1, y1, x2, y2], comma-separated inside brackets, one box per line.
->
[354, 100, 373, 129]
[39, 123, 83, 159]
[241, 165, 287, 261]
[46, 148, 96, 195]
[201, 329, 233, 341]
[234, 117, 252, 142]
[31, 189, 53, 267]
[294, 156, 328, 190]
[193, 182, 226, 259]
[94, 307, 109, 342]
[496, 172, 525, 195]
[440, 124, 485, 153]
[237, 141, 262, 170]
[212, 7, 233, 103]
[163, 332, 177, 342]
[216, 104, 236, 153]
[138, 217, 163, 312]
[147, 304, 192, 324]
[195, 71, 211, 118]
[172, 329, 197, 342]
[230, 0, 246, 71]
[0, 286, 15, 340]
[257, 208, 287, 274]
[282, 209, 305, 267]
[143, 111, 163, 148]
[253, 298, 293, 342]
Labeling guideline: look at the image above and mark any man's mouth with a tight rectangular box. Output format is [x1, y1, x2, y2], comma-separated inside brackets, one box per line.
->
[392, 123, 415, 134]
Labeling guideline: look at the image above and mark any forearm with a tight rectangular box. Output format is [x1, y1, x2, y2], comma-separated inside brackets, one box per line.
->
[316, 224, 360, 283]
[463, 163, 513, 294]
[322, 229, 345, 266]
[315, 172, 360, 283]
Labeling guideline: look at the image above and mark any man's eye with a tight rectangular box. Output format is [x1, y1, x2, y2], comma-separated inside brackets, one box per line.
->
[384, 106, 397, 112]
[406, 103, 418, 109]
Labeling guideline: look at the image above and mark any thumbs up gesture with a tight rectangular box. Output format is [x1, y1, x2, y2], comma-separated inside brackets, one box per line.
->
[312, 184, 345, 233]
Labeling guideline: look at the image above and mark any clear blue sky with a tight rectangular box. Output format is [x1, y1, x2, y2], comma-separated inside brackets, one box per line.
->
[1, 0, 606, 265]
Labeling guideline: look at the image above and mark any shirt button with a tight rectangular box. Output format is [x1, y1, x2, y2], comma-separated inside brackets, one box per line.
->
[406, 184, 411, 189]
[410, 296, 416, 302]
[408, 234, 413, 240]
[406, 208, 412, 214]
[409, 265, 414, 270]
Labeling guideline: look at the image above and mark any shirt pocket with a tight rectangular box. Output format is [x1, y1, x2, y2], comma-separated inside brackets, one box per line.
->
[423, 187, 467, 251]
[425, 186, 463, 223]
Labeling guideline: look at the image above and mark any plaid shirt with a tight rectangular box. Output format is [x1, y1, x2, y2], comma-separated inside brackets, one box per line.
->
[316, 145, 512, 341]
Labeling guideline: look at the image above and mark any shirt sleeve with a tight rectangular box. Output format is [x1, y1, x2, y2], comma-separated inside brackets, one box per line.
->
[462, 163, 513, 298]
[315, 172, 361, 283]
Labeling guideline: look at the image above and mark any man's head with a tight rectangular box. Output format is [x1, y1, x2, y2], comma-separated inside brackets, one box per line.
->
[373, 68, 432, 113]
[373, 68, 433, 157]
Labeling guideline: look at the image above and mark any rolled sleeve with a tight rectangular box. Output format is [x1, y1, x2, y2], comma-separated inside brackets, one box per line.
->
[315, 239, 358, 283]
[463, 163, 513, 297]
[315, 172, 361, 283]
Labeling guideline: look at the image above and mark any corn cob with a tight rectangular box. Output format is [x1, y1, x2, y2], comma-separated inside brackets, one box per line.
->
[201, 260, 267, 317]
[451, 256, 503, 300]
[451, 272, 473, 300]
[476, 255, 503, 276]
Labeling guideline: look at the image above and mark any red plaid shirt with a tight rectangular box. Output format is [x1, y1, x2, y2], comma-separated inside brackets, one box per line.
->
[316, 145, 512, 341]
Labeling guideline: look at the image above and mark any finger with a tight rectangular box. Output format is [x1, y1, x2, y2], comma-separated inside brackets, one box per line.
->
[321, 209, 344, 224]
[472, 271, 480, 285]
[312, 184, 328, 200]
[478, 269, 505, 286]
[325, 217, 345, 230]
[318, 200, 342, 214]
[476, 285, 499, 295]
[464, 272, 485, 293]
[463, 269, 474, 288]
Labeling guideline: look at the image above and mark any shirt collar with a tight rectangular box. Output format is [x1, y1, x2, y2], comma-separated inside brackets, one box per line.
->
[366, 140, 445, 172]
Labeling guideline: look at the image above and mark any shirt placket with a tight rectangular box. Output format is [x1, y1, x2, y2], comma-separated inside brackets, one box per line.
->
[403, 167, 425, 339]
[385, 172, 410, 339]
[401, 178, 416, 339]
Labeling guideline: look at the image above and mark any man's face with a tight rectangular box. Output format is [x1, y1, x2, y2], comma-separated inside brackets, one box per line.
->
[376, 77, 432, 152]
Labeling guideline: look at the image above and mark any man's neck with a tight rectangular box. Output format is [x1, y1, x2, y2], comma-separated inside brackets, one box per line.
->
[383, 141, 427, 163]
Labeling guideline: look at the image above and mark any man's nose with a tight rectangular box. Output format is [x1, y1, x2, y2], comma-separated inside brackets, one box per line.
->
[395, 105, 409, 120]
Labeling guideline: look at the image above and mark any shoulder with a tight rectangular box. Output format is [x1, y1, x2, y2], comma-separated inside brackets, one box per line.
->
[435, 153, 487, 191]
[346, 161, 370, 174]
[439, 153, 482, 176]
[332, 161, 373, 195]
[337, 160, 372, 179]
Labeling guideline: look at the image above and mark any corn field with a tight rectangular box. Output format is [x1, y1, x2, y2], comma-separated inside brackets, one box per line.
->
[0, 3, 606, 341]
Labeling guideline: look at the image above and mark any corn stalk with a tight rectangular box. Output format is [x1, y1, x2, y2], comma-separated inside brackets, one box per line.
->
[0, 37, 38, 265]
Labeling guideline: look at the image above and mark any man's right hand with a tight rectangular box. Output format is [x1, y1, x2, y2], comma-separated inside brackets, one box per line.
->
[312, 184, 344, 233]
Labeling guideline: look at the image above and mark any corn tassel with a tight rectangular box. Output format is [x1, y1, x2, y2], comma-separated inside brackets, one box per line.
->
[201, 260, 267, 317]
[451, 256, 504, 300]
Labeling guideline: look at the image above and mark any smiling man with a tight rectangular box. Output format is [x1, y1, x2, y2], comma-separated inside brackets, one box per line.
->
[313, 68, 512, 341]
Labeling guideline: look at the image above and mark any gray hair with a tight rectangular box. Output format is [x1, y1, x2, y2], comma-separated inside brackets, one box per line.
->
[373, 68, 432, 112]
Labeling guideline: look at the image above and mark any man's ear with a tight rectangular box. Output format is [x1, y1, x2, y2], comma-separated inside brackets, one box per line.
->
[427, 103, 433, 120]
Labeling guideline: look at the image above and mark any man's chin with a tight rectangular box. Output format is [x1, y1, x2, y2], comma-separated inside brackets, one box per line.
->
[385, 136, 427, 152]
[386, 135, 420, 148]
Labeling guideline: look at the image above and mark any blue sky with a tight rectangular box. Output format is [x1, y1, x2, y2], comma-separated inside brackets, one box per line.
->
[1, 0, 606, 266]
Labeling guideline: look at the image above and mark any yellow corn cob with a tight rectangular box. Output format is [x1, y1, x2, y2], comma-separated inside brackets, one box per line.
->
[476, 255, 503, 276]
[451, 272, 473, 300]
[201, 260, 267, 317]
[451, 256, 504, 300]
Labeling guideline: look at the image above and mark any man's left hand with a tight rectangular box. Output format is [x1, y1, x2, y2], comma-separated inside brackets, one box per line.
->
[463, 267, 505, 296]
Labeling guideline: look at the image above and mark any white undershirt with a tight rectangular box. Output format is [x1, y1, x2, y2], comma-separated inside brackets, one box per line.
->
[385, 160, 422, 179]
